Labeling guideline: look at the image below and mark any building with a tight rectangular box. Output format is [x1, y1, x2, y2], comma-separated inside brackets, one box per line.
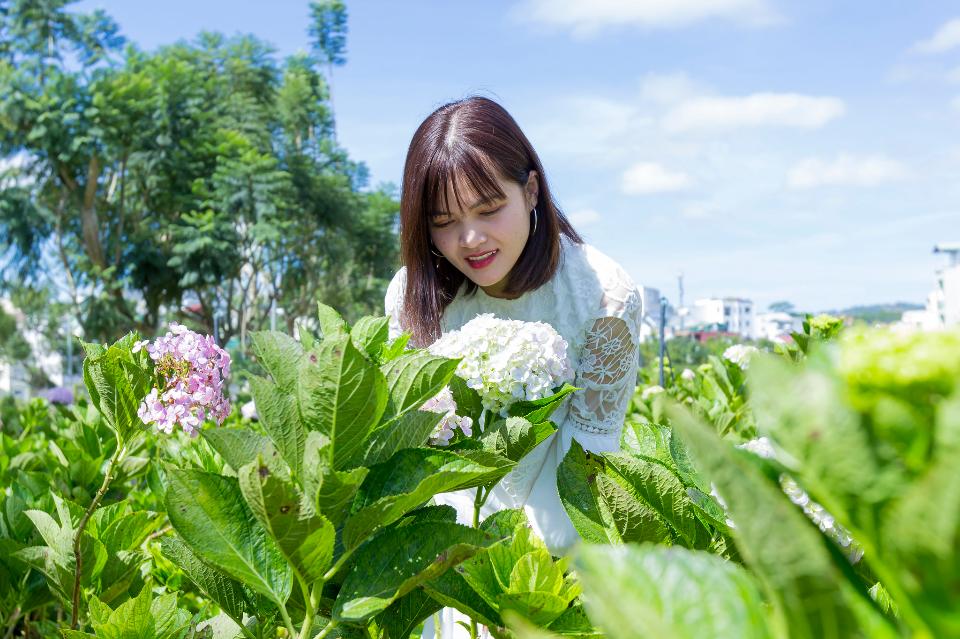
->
[754, 311, 805, 342]
[686, 297, 755, 339]
[898, 243, 960, 331]
[0, 298, 65, 399]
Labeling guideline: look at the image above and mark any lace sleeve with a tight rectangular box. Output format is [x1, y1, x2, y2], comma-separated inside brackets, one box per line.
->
[384, 267, 406, 340]
[566, 269, 643, 450]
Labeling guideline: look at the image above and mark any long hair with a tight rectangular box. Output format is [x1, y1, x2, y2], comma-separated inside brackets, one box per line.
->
[398, 96, 582, 345]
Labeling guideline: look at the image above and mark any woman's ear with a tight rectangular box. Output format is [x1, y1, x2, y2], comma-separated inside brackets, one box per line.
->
[525, 170, 539, 209]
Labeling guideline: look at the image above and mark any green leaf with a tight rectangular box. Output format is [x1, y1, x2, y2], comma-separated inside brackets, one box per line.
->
[448, 374, 483, 424]
[498, 591, 568, 627]
[202, 428, 283, 474]
[250, 376, 305, 479]
[378, 588, 442, 639]
[303, 432, 369, 528]
[481, 417, 557, 463]
[317, 302, 348, 339]
[507, 384, 579, 423]
[298, 334, 389, 469]
[250, 330, 304, 392]
[380, 351, 460, 418]
[422, 569, 503, 629]
[667, 402, 871, 639]
[160, 536, 255, 624]
[333, 521, 503, 622]
[344, 448, 514, 550]
[575, 544, 773, 639]
[379, 333, 411, 363]
[165, 468, 293, 608]
[351, 316, 391, 361]
[362, 409, 444, 467]
[556, 440, 614, 544]
[238, 460, 334, 586]
[81, 337, 151, 444]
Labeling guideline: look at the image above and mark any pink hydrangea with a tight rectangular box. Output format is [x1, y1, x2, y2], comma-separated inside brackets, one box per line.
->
[136, 323, 231, 437]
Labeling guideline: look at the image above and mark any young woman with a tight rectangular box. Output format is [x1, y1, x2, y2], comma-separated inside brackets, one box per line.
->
[384, 96, 643, 638]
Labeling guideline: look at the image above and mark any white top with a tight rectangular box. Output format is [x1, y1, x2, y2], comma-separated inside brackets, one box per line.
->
[384, 236, 643, 555]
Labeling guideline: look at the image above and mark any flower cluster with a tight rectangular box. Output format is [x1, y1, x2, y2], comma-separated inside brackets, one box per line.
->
[428, 314, 574, 417]
[736, 437, 864, 563]
[135, 323, 231, 437]
[722, 344, 759, 370]
[419, 386, 473, 446]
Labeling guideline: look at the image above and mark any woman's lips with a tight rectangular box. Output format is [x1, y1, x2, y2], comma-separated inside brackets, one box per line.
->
[465, 249, 498, 269]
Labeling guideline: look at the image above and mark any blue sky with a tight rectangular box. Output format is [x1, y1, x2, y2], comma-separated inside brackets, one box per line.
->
[73, 0, 960, 312]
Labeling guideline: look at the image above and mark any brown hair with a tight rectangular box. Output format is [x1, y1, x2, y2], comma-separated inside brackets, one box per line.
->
[398, 96, 583, 346]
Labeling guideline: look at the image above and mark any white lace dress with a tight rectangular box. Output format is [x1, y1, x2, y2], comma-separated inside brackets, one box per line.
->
[384, 237, 643, 638]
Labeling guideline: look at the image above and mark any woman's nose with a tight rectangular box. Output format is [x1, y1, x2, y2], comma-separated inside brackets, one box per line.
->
[459, 225, 484, 247]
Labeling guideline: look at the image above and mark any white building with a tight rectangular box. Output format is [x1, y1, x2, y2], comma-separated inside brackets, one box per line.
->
[687, 297, 755, 338]
[898, 243, 960, 331]
[0, 298, 65, 398]
[753, 311, 804, 342]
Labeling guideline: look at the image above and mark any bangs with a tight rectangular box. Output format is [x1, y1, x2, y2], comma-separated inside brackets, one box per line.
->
[422, 144, 507, 219]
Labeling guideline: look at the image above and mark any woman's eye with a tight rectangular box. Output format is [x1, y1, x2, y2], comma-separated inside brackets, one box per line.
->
[432, 219, 451, 228]
[481, 207, 503, 217]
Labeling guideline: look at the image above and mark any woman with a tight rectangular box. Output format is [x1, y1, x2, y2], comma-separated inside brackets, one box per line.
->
[384, 96, 643, 638]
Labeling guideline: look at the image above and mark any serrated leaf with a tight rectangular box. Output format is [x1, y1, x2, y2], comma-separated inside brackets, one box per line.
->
[362, 409, 444, 467]
[238, 460, 334, 585]
[351, 316, 391, 361]
[378, 588, 442, 639]
[317, 302, 348, 339]
[481, 417, 557, 463]
[380, 351, 460, 418]
[379, 333, 411, 363]
[333, 521, 503, 622]
[250, 330, 304, 392]
[250, 376, 305, 479]
[165, 468, 292, 607]
[160, 536, 254, 623]
[556, 440, 611, 544]
[202, 428, 284, 474]
[576, 544, 773, 639]
[344, 448, 514, 550]
[303, 432, 369, 527]
[299, 334, 389, 469]
[507, 384, 579, 423]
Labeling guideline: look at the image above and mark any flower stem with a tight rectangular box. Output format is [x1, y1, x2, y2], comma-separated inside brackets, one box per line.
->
[315, 620, 338, 639]
[71, 443, 125, 628]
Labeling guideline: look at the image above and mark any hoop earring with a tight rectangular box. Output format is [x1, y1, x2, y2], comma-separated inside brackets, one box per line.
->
[430, 246, 443, 258]
[531, 207, 538, 236]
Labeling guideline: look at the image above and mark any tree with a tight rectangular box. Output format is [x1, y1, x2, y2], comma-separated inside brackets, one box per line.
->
[0, 1, 399, 346]
[768, 300, 794, 313]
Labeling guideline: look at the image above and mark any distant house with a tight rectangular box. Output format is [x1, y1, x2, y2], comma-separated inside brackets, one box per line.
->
[754, 311, 804, 342]
[686, 297, 755, 339]
[898, 243, 960, 331]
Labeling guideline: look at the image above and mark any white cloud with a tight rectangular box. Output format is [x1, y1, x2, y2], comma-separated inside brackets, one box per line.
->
[567, 208, 601, 226]
[621, 162, 693, 194]
[786, 154, 909, 189]
[662, 93, 845, 132]
[512, 0, 778, 37]
[913, 18, 960, 54]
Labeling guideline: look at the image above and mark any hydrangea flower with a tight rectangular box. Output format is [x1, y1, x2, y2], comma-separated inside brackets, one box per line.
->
[640, 385, 665, 401]
[42, 386, 74, 405]
[680, 368, 696, 381]
[428, 314, 574, 417]
[136, 323, 231, 437]
[722, 344, 759, 370]
[419, 386, 473, 445]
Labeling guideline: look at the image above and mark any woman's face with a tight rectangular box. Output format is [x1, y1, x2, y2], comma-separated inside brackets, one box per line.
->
[429, 171, 539, 298]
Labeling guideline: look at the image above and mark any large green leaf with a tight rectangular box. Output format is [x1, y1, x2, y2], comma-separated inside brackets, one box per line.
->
[344, 448, 514, 550]
[202, 428, 282, 474]
[160, 536, 255, 623]
[667, 403, 881, 639]
[351, 316, 391, 362]
[250, 330, 304, 392]
[333, 521, 503, 622]
[377, 588, 442, 639]
[556, 440, 617, 544]
[298, 334, 389, 469]
[303, 432, 369, 528]
[481, 417, 557, 463]
[238, 459, 334, 586]
[380, 351, 460, 418]
[81, 336, 151, 445]
[361, 409, 444, 467]
[250, 375, 305, 479]
[576, 544, 773, 639]
[165, 468, 292, 607]
[507, 384, 579, 424]
[317, 302, 348, 339]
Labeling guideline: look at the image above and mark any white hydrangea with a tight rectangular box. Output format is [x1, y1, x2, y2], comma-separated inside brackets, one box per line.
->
[722, 344, 759, 370]
[640, 385, 665, 401]
[681, 368, 696, 381]
[736, 437, 864, 564]
[428, 314, 574, 417]
[419, 386, 473, 446]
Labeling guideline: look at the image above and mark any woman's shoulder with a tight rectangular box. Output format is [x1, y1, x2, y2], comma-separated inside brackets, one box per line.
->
[384, 266, 407, 316]
[564, 239, 643, 320]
